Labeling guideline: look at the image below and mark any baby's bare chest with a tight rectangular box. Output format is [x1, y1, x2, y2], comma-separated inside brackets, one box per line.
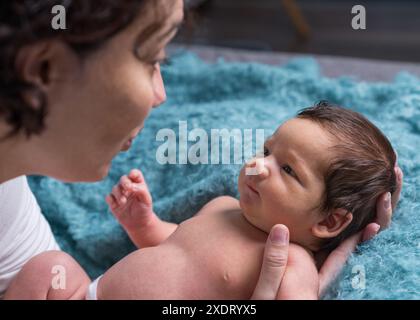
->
[165, 210, 267, 298]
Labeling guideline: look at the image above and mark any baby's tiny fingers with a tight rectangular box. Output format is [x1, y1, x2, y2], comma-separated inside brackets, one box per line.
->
[120, 175, 133, 188]
[106, 194, 117, 210]
[112, 185, 127, 206]
[129, 169, 144, 183]
[105, 194, 112, 206]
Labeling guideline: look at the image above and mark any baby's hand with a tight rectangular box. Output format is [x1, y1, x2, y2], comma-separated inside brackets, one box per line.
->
[106, 169, 155, 232]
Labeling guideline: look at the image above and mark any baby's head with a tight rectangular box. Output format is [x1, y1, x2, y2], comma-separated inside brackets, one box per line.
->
[238, 101, 397, 251]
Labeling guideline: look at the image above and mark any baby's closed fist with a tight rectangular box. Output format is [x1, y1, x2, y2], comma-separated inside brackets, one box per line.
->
[106, 169, 155, 232]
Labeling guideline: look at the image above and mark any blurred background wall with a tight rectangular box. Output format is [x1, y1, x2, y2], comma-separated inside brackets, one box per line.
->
[177, 0, 420, 62]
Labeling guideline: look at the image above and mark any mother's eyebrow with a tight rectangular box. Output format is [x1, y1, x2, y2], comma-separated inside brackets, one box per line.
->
[135, 19, 183, 47]
[157, 21, 183, 42]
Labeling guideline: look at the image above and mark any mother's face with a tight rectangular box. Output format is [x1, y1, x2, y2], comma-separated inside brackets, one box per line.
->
[27, 0, 184, 182]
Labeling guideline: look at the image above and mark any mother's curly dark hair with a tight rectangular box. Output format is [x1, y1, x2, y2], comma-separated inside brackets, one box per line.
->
[0, 0, 157, 138]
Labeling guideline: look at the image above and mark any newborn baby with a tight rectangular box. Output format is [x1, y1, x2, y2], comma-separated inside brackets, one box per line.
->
[92, 101, 397, 300]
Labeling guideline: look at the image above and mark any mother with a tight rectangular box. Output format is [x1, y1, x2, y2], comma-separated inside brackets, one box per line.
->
[0, 0, 402, 299]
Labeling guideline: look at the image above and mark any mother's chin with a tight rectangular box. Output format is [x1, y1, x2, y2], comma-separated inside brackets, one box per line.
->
[55, 162, 112, 183]
[78, 138, 141, 182]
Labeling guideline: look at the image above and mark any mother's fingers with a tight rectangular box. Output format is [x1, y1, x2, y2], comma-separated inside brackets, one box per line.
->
[251, 224, 289, 300]
[317, 164, 403, 297]
[362, 223, 381, 242]
[375, 192, 392, 229]
[371, 166, 402, 232]
[318, 230, 361, 298]
[318, 221, 381, 297]
[392, 166, 403, 211]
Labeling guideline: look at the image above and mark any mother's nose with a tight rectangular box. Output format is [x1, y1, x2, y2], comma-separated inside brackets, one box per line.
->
[152, 64, 167, 108]
[245, 157, 269, 178]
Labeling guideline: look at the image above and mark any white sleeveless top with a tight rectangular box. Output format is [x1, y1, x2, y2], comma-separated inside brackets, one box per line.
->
[0, 176, 60, 298]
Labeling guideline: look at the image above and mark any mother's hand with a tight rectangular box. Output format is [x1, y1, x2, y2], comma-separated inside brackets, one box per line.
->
[317, 165, 403, 297]
[251, 224, 290, 299]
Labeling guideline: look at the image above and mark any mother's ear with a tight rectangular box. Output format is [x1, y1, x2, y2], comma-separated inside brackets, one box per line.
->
[15, 41, 78, 109]
[311, 208, 353, 239]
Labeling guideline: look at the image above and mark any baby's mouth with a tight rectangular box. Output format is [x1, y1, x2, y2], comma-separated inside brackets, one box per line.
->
[245, 179, 260, 196]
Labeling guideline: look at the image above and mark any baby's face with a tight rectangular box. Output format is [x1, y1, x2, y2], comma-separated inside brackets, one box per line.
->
[238, 118, 334, 247]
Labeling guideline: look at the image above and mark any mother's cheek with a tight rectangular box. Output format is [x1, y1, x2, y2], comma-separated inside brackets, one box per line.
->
[105, 87, 151, 132]
[123, 73, 156, 123]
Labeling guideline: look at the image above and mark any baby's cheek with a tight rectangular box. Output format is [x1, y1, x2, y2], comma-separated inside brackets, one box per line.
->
[262, 191, 289, 219]
[266, 189, 306, 220]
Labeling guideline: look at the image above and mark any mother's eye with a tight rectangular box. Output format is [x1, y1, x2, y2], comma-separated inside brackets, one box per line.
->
[149, 56, 169, 67]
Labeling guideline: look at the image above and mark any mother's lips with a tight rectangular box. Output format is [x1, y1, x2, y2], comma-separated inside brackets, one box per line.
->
[121, 140, 133, 151]
[121, 126, 144, 151]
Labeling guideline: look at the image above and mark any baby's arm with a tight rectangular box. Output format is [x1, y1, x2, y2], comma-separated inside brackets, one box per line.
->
[276, 243, 319, 300]
[106, 169, 177, 248]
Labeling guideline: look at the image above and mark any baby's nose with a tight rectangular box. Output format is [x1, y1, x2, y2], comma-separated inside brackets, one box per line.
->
[245, 157, 269, 178]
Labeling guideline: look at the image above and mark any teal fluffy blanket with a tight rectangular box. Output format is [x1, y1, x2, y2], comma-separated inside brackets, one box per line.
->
[28, 52, 420, 299]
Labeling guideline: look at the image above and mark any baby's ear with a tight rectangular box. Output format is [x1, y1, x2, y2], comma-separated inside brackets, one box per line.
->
[311, 208, 353, 239]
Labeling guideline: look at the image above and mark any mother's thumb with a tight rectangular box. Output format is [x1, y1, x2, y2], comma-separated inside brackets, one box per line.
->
[251, 224, 289, 300]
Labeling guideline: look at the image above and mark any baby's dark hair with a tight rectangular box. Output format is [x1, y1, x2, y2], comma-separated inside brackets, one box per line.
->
[297, 101, 397, 251]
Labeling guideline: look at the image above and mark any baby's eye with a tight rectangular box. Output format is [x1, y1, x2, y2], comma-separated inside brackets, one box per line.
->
[263, 146, 270, 157]
[282, 165, 294, 176]
[282, 164, 301, 184]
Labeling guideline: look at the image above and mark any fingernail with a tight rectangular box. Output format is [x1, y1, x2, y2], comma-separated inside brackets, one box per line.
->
[384, 192, 391, 209]
[271, 225, 288, 244]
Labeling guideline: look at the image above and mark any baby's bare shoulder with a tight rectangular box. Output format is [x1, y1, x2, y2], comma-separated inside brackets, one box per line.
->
[197, 196, 240, 216]
[277, 244, 319, 299]
[288, 243, 316, 267]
